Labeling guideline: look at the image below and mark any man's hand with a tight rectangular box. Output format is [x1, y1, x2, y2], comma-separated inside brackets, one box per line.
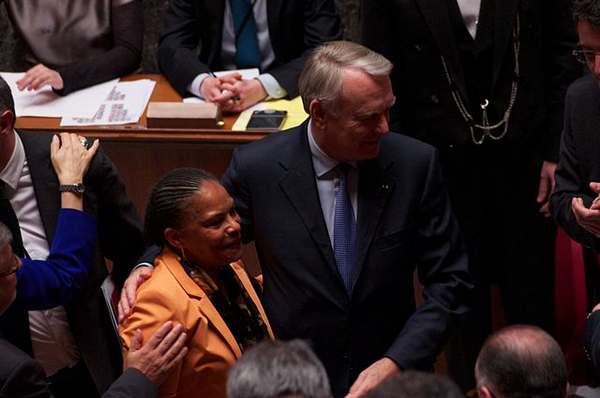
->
[118, 267, 153, 322]
[345, 357, 399, 398]
[199, 76, 238, 104]
[572, 185, 600, 236]
[537, 161, 557, 217]
[125, 321, 188, 386]
[220, 78, 267, 113]
[17, 64, 64, 91]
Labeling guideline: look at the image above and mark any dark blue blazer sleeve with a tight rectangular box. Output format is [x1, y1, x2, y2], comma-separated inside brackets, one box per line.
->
[14, 208, 97, 310]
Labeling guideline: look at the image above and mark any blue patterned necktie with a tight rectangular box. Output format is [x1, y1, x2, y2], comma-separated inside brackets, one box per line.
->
[229, 0, 261, 68]
[333, 163, 357, 293]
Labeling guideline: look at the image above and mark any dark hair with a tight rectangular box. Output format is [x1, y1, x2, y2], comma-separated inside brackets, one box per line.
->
[363, 371, 463, 398]
[227, 340, 332, 398]
[144, 168, 218, 246]
[475, 325, 567, 398]
[0, 76, 15, 119]
[573, 0, 600, 26]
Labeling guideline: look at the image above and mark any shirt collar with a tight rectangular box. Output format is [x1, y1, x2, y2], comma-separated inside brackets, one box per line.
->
[307, 121, 357, 178]
[307, 121, 339, 178]
[0, 131, 25, 191]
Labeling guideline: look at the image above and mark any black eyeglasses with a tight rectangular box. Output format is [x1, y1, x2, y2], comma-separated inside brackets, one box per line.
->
[573, 47, 600, 64]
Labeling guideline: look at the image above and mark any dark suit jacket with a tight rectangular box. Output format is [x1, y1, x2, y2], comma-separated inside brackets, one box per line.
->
[0, 339, 50, 398]
[0, 339, 156, 398]
[221, 122, 472, 396]
[362, 0, 578, 161]
[157, 0, 342, 97]
[551, 75, 600, 251]
[0, 131, 145, 394]
[584, 310, 600, 377]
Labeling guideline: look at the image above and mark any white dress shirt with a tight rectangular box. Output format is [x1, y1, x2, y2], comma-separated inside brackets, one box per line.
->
[307, 122, 358, 246]
[0, 133, 79, 377]
[188, 0, 287, 100]
[456, 0, 481, 39]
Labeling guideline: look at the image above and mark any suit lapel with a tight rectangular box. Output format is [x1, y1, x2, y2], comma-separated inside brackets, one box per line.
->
[265, 0, 281, 57]
[277, 129, 342, 287]
[351, 159, 394, 290]
[18, 132, 59, 244]
[207, 0, 226, 68]
[492, 0, 520, 86]
[163, 251, 243, 358]
[416, 0, 469, 103]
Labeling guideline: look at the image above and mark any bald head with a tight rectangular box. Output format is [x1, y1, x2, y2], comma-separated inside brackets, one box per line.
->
[475, 325, 567, 398]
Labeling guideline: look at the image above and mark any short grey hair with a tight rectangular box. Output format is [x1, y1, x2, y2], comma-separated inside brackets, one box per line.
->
[227, 340, 332, 398]
[298, 41, 393, 114]
[0, 222, 13, 250]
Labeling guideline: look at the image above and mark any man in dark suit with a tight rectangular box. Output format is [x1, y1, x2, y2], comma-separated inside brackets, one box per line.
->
[551, 3, 600, 377]
[362, 0, 580, 389]
[157, 0, 342, 112]
[221, 41, 472, 398]
[0, 76, 145, 396]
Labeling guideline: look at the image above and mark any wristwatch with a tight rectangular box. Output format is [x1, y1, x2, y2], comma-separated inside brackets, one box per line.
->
[59, 183, 85, 194]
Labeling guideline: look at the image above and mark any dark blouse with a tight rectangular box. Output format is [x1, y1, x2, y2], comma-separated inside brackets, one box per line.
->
[3, 0, 143, 95]
[182, 260, 269, 352]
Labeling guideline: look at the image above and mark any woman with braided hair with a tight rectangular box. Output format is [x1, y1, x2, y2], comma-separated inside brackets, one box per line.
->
[119, 168, 273, 398]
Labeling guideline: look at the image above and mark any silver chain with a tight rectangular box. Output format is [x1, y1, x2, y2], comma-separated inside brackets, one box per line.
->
[441, 15, 520, 145]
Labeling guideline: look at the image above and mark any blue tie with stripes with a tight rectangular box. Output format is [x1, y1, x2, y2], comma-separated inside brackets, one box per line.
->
[229, 0, 261, 68]
[333, 164, 357, 293]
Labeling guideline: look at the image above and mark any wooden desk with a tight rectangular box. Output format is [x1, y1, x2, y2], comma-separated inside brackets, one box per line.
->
[15, 74, 268, 214]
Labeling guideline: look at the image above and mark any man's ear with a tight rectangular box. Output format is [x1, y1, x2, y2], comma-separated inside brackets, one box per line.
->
[309, 99, 327, 129]
[478, 385, 494, 398]
[0, 110, 14, 136]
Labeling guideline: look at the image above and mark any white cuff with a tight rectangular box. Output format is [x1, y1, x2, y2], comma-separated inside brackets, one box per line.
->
[187, 73, 211, 99]
[256, 73, 287, 99]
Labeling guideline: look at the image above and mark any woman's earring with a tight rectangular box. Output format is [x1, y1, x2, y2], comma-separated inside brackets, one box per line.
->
[179, 246, 187, 262]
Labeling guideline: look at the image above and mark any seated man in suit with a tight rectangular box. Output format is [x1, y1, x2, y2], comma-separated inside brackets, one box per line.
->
[122, 41, 472, 397]
[475, 326, 568, 398]
[157, 0, 342, 112]
[0, 75, 145, 397]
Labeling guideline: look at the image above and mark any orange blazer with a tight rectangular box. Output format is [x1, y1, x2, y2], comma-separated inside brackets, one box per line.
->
[119, 248, 274, 398]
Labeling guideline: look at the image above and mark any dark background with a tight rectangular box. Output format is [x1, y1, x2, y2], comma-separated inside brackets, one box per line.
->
[0, 0, 361, 73]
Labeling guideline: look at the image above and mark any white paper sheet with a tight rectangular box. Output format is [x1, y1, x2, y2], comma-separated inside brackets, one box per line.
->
[60, 80, 156, 127]
[0, 72, 117, 118]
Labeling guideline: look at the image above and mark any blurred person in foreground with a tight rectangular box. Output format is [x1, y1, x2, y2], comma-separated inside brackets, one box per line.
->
[119, 168, 273, 398]
[363, 371, 463, 398]
[227, 339, 332, 398]
[475, 325, 567, 398]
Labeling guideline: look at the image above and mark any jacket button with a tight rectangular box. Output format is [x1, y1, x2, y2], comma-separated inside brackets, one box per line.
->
[414, 44, 422, 52]
[430, 94, 440, 104]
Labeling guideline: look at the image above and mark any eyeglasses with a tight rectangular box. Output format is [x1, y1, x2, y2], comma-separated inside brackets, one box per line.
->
[573, 47, 600, 64]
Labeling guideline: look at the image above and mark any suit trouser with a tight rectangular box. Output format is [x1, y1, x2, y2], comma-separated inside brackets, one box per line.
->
[440, 143, 556, 391]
